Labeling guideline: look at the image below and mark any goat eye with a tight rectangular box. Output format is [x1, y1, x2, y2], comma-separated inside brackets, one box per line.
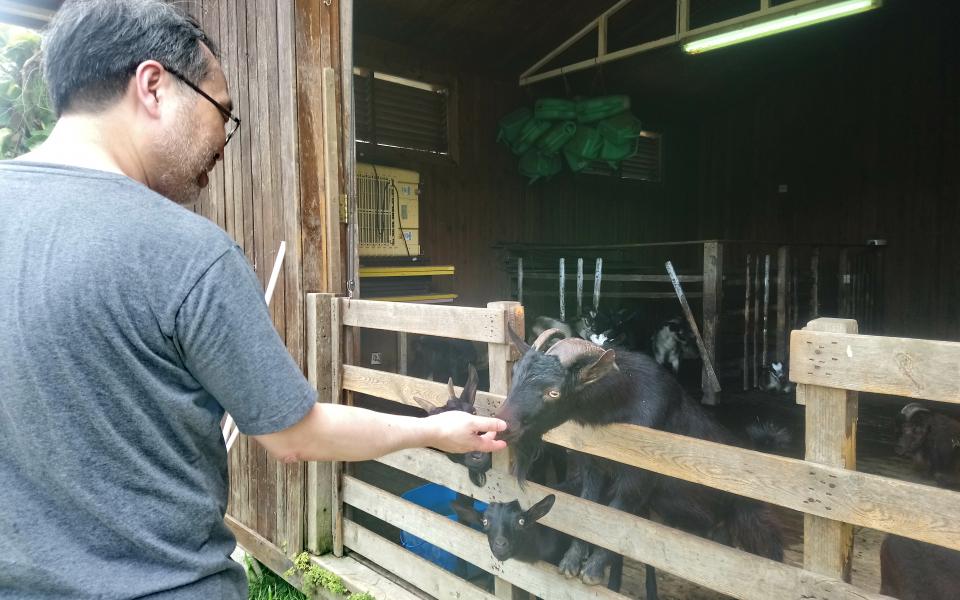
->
[547, 390, 560, 399]
[518, 517, 526, 526]
[482, 518, 488, 527]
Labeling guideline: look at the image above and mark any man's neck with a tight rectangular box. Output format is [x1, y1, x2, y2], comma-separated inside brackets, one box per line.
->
[17, 112, 148, 185]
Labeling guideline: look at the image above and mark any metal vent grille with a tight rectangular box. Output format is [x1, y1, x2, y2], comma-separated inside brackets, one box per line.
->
[354, 68, 449, 155]
[357, 173, 396, 247]
[580, 131, 662, 182]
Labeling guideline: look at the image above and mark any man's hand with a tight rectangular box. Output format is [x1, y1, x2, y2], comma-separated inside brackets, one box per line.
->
[423, 411, 508, 454]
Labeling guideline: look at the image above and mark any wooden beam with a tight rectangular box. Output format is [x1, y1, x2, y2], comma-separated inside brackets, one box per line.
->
[790, 327, 960, 404]
[798, 319, 858, 581]
[345, 477, 634, 600]
[701, 242, 724, 403]
[339, 298, 508, 343]
[343, 521, 498, 600]
[776, 246, 789, 360]
[330, 295, 344, 557]
[342, 365, 503, 416]
[373, 451, 896, 600]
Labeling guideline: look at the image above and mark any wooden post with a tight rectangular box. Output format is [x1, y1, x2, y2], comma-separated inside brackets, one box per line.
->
[667, 261, 721, 400]
[776, 246, 789, 361]
[701, 242, 723, 405]
[839, 248, 851, 318]
[397, 332, 408, 376]
[797, 317, 859, 582]
[331, 297, 345, 557]
[753, 254, 761, 388]
[306, 293, 335, 555]
[487, 301, 525, 599]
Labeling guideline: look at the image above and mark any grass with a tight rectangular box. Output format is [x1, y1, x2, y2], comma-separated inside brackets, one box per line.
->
[244, 553, 375, 600]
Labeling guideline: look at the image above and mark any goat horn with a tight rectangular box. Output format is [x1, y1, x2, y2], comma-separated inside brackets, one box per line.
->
[447, 377, 456, 398]
[901, 403, 930, 420]
[545, 337, 605, 367]
[531, 328, 564, 352]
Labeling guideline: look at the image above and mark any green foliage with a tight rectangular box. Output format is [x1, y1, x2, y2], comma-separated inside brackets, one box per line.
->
[0, 25, 55, 159]
[285, 552, 350, 596]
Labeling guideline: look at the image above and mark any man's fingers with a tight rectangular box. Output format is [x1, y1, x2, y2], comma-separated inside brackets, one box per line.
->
[473, 416, 507, 433]
[474, 436, 507, 452]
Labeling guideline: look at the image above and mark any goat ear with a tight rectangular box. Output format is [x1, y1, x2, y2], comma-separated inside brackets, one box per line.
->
[411, 395, 437, 412]
[462, 364, 479, 406]
[524, 494, 556, 523]
[447, 377, 457, 399]
[508, 326, 531, 355]
[578, 349, 618, 386]
[451, 499, 483, 528]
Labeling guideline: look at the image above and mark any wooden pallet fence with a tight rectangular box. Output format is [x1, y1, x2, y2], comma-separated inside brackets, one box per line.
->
[309, 299, 960, 600]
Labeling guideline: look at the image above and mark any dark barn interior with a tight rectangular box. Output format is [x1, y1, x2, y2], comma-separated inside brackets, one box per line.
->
[349, 1, 960, 597]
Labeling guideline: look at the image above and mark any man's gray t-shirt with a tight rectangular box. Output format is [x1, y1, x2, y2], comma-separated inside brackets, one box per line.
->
[0, 162, 316, 599]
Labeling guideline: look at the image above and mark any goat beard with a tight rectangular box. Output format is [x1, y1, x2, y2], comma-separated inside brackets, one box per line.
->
[511, 435, 546, 486]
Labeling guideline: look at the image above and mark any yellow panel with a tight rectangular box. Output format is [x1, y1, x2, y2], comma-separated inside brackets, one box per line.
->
[359, 265, 455, 278]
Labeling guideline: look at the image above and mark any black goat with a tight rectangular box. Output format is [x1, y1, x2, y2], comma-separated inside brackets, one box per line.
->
[880, 534, 960, 599]
[408, 335, 490, 391]
[454, 491, 623, 594]
[650, 316, 698, 373]
[495, 328, 784, 591]
[895, 403, 960, 490]
[413, 365, 491, 486]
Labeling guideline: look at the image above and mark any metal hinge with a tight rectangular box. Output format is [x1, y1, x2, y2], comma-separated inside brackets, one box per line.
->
[339, 193, 348, 223]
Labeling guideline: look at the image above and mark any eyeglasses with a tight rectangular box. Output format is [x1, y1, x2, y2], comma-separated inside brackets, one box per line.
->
[164, 66, 241, 145]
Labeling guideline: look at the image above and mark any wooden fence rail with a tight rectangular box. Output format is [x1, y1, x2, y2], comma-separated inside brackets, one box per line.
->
[307, 295, 959, 599]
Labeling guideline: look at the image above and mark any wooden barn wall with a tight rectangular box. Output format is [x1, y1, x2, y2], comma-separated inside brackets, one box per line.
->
[355, 37, 692, 308]
[183, 0, 344, 555]
[680, 0, 960, 340]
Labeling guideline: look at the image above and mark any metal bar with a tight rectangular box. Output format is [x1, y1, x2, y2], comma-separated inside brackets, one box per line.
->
[517, 257, 524, 305]
[598, 15, 608, 57]
[678, 0, 690, 35]
[666, 261, 721, 393]
[753, 256, 761, 388]
[762, 254, 771, 368]
[593, 258, 603, 310]
[559, 258, 566, 321]
[743, 254, 752, 391]
[520, 0, 867, 86]
[520, 0, 634, 78]
[577, 258, 584, 316]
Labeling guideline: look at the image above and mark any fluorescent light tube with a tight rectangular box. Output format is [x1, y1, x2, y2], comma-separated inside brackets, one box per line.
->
[684, 0, 880, 54]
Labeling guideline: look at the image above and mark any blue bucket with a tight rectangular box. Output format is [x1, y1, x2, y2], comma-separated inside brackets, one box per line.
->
[399, 483, 487, 578]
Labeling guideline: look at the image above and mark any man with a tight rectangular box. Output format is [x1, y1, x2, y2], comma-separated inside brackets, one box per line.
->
[0, 2, 506, 598]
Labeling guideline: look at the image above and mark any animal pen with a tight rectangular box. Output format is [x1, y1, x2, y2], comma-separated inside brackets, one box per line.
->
[226, 294, 960, 599]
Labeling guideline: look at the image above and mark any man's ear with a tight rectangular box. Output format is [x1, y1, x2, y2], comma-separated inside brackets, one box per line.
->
[133, 60, 168, 118]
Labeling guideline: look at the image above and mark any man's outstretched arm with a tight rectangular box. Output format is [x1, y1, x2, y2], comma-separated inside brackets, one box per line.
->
[254, 402, 507, 463]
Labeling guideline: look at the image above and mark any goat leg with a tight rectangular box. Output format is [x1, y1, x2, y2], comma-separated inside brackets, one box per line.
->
[579, 493, 635, 587]
[558, 461, 606, 578]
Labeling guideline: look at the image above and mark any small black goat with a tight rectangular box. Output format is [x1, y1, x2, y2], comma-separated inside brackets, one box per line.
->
[760, 361, 795, 394]
[408, 335, 490, 391]
[880, 534, 960, 599]
[454, 492, 623, 594]
[895, 403, 960, 490]
[413, 365, 491, 486]
[495, 328, 784, 592]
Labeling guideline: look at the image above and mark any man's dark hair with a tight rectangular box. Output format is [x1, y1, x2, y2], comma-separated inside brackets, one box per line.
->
[43, 0, 218, 116]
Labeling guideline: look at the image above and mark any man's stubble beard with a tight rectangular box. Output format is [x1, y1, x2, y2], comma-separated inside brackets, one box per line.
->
[152, 107, 218, 206]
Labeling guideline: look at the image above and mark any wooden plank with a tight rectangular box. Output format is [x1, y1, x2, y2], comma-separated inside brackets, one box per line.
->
[762, 254, 771, 368]
[486, 301, 523, 599]
[798, 319, 858, 581]
[520, 291, 703, 300]
[306, 294, 334, 554]
[558, 258, 566, 321]
[576, 257, 584, 315]
[343, 477, 631, 600]
[342, 365, 503, 416]
[811, 247, 820, 319]
[331, 296, 345, 557]
[309, 549, 424, 600]
[701, 241, 723, 403]
[343, 521, 499, 600]
[790, 328, 960, 404]
[322, 66, 344, 292]
[753, 254, 761, 388]
[593, 257, 602, 310]
[374, 451, 895, 600]
[339, 298, 507, 343]
[520, 272, 705, 283]
[666, 261, 721, 395]
[540, 420, 960, 552]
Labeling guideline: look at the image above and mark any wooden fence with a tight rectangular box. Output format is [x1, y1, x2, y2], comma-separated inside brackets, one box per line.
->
[305, 294, 959, 599]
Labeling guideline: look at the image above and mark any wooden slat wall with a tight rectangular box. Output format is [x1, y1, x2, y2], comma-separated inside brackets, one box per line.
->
[680, 1, 960, 341]
[183, 0, 344, 553]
